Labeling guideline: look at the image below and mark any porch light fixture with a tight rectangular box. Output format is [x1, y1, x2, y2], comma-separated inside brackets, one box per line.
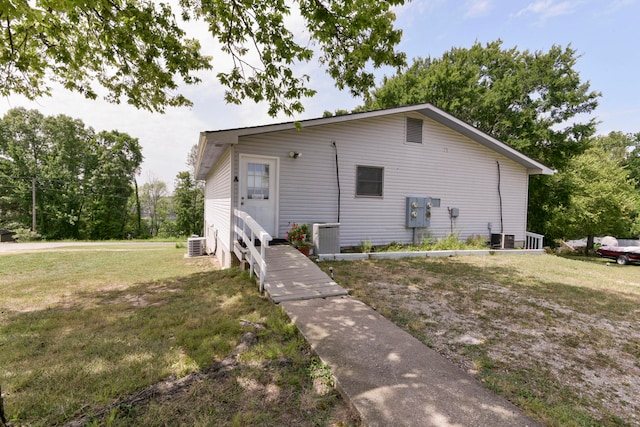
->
[289, 151, 302, 159]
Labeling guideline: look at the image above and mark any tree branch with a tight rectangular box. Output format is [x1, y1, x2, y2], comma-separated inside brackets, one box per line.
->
[5, 17, 14, 53]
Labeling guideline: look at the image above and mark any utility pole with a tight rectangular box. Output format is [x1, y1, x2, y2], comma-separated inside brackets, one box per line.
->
[32, 177, 36, 232]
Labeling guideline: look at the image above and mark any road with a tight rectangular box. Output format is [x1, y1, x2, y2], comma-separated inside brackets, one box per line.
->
[0, 241, 175, 253]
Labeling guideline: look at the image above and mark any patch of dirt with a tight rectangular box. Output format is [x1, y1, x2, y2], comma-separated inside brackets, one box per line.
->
[62, 324, 362, 427]
[358, 274, 640, 425]
[112, 284, 184, 308]
[63, 331, 260, 427]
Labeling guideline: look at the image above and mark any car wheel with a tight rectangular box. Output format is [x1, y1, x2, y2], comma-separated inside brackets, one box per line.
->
[616, 254, 630, 265]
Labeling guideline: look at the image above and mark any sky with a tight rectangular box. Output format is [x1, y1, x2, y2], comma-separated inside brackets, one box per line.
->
[1, 0, 639, 190]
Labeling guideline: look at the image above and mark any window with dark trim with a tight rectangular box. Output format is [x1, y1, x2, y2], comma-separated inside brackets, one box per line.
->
[356, 166, 383, 197]
[406, 117, 423, 143]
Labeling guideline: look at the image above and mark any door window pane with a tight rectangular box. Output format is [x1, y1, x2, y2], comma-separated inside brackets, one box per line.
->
[247, 163, 269, 200]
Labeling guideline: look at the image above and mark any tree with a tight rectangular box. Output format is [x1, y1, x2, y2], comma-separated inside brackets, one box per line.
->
[322, 109, 350, 117]
[0, 108, 94, 237]
[1, 0, 406, 116]
[546, 145, 640, 252]
[0, 108, 143, 239]
[361, 40, 601, 240]
[593, 131, 640, 189]
[36, 113, 94, 239]
[173, 171, 204, 237]
[140, 176, 169, 237]
[83, 131, 143, 239]
[0, 108, 50, 229]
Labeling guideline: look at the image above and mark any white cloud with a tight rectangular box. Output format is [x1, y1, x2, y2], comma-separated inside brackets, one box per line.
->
[393, 0, 448, 21]
[598, 0, 637, 15]
[515, 0, 579, 21]
[464, 0, 493, 18]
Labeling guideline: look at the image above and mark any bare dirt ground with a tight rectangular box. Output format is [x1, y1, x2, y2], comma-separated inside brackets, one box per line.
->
[328, 257, 640, 426]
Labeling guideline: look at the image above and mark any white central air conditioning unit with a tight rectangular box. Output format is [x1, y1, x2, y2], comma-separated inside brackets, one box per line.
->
[313, 223, 340, 255]
[187, 236, 206, 257]
[491, 233, 514, 249]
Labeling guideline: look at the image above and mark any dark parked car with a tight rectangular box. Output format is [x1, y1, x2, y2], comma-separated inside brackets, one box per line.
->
[596, 245, 640, 265]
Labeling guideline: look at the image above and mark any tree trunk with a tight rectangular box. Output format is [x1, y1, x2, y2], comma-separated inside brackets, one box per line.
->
[135, 179, 141, 237]
[586, 234, 594, 255]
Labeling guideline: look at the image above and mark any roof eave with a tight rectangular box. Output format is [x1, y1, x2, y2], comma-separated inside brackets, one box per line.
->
[195, 132, 238, 181]
[196, 103, 555, 178]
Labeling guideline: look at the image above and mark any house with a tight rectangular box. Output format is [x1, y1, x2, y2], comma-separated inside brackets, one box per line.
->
[195, 103, 554, 268]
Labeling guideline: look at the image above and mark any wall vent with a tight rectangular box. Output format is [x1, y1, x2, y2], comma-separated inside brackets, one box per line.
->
[406, 117, 423, 143]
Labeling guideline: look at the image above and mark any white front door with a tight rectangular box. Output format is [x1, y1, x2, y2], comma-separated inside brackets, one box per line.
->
[239, 155, 278, 236]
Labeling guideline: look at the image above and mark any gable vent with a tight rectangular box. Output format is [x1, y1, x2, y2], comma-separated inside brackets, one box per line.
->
[406, 117, 423, 143]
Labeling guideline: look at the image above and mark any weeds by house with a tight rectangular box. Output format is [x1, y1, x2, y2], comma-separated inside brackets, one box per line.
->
[359, 240, 373, 253]
[0, 245, 359, 426]
[379, 233, 489, 252]
[320, 254, 640, 427]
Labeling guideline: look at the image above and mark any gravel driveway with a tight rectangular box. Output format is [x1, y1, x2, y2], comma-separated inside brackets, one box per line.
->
[0, 241, 175, 253]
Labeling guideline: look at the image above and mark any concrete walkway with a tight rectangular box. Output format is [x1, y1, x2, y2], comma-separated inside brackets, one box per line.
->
[263, 245, 348, 302]
[281, 295, 542, 427]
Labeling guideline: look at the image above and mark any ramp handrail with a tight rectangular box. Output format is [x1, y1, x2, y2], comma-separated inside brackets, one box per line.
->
[233, 209, 272, 292]
[525, 231, 544, 249]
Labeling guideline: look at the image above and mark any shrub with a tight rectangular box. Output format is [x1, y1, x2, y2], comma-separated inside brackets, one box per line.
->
[424, 234, 467, 250]
[466, 234, 489, 249]
[360, 239, 373, 253]
[13, 228, 42, 242]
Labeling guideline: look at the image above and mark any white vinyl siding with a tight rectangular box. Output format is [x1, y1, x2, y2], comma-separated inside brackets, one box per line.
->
[204, 146, 233, 267]
[225, 112, 529, 248]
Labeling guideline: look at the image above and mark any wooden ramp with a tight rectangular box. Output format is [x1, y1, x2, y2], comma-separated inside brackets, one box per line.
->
[264, 245, 348, 303]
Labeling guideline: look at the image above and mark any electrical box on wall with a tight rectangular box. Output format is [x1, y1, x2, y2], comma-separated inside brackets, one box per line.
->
[405, 197, 432, 228]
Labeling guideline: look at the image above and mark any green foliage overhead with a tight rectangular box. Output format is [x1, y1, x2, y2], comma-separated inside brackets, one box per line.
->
[362, 40, 600, 170]
[0, 1, 210, 112]
[0, 0, 406, 116]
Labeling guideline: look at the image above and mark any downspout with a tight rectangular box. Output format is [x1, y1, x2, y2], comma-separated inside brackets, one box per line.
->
[332, 141, 341, 223]
[497, 161, 504, 234]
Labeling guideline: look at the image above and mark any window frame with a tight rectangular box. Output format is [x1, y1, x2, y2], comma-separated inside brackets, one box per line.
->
[355, 165, 384, 198]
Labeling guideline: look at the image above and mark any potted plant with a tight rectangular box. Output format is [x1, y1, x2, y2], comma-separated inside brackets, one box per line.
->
[286, 223, 312, 256]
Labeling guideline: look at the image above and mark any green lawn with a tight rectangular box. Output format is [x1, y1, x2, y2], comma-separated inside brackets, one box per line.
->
[5, 244, 637, 426]
[0, 245, 359, 426]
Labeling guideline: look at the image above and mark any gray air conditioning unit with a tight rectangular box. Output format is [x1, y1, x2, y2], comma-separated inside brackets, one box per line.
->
[187, 236, 206, 257]
[491, 233, 514, 249]
[313, 223, 340, 255]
